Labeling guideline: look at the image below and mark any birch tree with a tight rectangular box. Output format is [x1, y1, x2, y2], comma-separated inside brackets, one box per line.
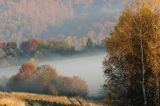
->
[104, 0, 160, 105]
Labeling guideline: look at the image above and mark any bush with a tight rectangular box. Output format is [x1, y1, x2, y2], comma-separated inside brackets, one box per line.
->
[7, 58, 88, 97]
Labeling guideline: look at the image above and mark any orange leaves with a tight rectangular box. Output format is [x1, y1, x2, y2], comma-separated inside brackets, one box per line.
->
[28, 39, 41, 50]
[20, 58, 37, 74]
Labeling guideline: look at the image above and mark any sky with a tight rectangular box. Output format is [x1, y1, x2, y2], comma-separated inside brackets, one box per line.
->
[0, 0, 124, 42]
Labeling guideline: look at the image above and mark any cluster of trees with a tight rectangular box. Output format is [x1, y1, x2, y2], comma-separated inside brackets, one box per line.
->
[0, 36, 105, 59]
[0, 41, 17, 58]
[104, 0, 160, 106]
[6, 58, 88, 97]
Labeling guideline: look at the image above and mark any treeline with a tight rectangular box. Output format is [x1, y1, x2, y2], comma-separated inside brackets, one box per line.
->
[104, 0, 160, 106]
[0, 36, 105, 59]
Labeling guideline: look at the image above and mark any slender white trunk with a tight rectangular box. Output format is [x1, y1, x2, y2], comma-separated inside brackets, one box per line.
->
[139, 34, 147, 106]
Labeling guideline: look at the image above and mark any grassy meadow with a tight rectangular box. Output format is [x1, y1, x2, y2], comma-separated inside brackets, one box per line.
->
[0, 92, 103, 106]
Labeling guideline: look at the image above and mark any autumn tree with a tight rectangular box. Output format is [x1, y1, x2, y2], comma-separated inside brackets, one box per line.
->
[64, 36, 74, 49]
[28, 39, 41, 51]
[20, 40, 31, 55]
[104, 0, 160, 106]
[53, 76, 88, 97]
[86, 37, 94, 48]
[20, 39, 41, 56]
[4, 42, 17, 56]
[7, 58, 88, 97]
[0, 48, 6, 58]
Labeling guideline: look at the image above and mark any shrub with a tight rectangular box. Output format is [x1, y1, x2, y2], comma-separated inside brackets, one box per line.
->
[7, 58, 88, 97]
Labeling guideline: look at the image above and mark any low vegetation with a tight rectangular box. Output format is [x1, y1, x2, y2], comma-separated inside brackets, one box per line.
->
[0, 97, 26, 106]
[0, 92, 102, 106]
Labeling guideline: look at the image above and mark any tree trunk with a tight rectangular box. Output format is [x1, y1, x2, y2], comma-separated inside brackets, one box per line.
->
[155, 71, 160, 106]
[139, 34, 147, 106]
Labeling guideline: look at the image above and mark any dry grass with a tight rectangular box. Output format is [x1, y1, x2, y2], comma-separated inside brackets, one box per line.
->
[0, 92, 102, 106]
[0, 97, 26, 106]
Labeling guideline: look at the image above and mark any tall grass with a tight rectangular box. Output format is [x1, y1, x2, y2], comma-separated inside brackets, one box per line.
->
[0, 97, 26, 106]
[0, 92, 102, 106]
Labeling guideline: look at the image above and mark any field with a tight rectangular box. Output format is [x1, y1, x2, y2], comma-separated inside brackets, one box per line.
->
[0, 92, 102, 106]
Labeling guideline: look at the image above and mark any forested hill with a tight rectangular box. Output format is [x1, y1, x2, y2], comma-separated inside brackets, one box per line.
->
[0, 0, 123, 42]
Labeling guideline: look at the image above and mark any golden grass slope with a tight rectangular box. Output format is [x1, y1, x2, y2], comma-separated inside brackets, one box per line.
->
[0, 92, 102, 106]
[0, 97, 26, 106]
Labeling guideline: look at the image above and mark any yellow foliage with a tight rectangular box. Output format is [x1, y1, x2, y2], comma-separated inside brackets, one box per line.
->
[105, 0, 160, 105]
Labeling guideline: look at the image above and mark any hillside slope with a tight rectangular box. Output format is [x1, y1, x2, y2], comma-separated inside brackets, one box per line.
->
[0, 92, 102, 106]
